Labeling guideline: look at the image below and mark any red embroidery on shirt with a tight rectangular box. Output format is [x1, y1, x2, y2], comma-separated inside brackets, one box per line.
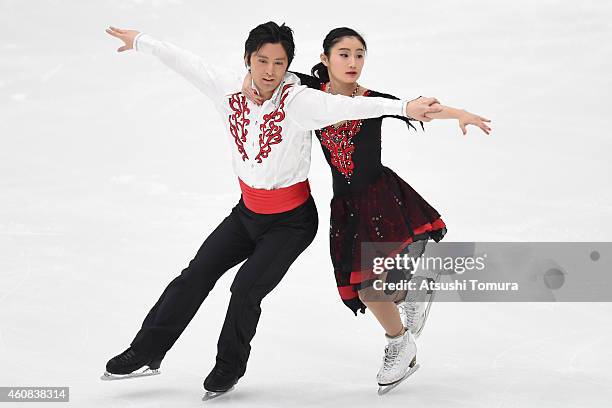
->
[228, 93, 250, 161]
[255, 84, 293, 163]
[318, 119, 363, 180]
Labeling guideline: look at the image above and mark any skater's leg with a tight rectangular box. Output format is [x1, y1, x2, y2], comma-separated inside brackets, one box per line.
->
[355, 244, 427, 392]
[205, 198, 318, 389]
[361, 299, 404, 337]
[129, 205, 256, 357]
[358, 268, 407, 337]
[358, 240, 431, 337]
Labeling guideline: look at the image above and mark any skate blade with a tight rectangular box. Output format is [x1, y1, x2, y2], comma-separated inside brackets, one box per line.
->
[202, 386, 234, 401]
[377, 363, 420, 396]
[100, 367, 161, 381]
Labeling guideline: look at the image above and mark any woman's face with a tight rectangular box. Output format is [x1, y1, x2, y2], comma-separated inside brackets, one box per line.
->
[323, 36, 366, 85]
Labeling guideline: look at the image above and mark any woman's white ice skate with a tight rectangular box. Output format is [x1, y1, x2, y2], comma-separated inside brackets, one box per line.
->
[398, 271, 440, 338]
[376, 328, 420, 395]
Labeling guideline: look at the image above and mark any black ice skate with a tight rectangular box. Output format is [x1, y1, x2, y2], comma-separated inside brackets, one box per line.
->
[101, 347, 164, 381]
[202, 366, 239, 401]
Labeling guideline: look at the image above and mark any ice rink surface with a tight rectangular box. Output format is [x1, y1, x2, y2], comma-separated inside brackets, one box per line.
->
[1, 0, 611, 406]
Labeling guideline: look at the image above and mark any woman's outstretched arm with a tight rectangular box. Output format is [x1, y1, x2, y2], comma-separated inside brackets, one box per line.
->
[424, 104, 492, 135]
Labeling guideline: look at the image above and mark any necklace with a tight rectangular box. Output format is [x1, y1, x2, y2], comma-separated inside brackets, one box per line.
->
[327, 82, 360, 97]
[325, 82, 362, 131]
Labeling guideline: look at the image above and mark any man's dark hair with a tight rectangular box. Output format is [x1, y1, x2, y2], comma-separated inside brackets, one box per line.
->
[244, 21, 295, 68]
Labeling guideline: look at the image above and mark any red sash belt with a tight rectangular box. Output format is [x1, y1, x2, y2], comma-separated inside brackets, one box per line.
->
[238, 178, 311, 214]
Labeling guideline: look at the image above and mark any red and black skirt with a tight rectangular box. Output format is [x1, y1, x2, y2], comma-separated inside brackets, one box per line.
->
[328, 166, 447, 315]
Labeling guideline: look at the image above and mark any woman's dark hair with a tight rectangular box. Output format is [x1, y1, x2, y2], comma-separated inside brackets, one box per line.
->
[244, 21, 295, 68]
[311, 27, 367, 82]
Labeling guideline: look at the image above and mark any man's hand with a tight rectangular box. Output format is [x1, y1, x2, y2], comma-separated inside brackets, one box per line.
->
[105, 26, 140, 52]
[406, 96, 443, 122]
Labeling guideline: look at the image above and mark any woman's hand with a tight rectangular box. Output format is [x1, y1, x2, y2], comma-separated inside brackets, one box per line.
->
[422, 103, 492, 135]
[105, 26, 140, 52]
[406, 96, 443, 122]
[242, 72, 263, 105]
[457, 109, 491, 135]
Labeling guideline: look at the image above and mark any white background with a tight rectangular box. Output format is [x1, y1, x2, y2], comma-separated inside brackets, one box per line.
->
[1, 0, 611, 406]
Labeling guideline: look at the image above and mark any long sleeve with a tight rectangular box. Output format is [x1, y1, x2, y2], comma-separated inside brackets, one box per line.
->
[289, 71, 323, 90]
[286, 87, 408, 131]
[133, 32, 242, 101]
[374, 91, 424, 131]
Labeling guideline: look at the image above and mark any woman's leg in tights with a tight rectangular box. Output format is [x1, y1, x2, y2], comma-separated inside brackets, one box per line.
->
[358, 240, 428, 337]
[359, 285, 406, 338]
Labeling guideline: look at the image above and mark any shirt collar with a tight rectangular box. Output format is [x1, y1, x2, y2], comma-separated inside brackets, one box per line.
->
[251, 72, 299, 108]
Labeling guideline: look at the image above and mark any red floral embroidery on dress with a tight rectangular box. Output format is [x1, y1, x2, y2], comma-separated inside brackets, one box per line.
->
[228, 93, 250, 161]
[255, 84, 293, 163]
[317, 85, 370, 180]
[318, 120, 363, 179]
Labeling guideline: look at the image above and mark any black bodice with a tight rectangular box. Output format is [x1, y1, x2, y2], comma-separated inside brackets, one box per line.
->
[291, 71, 419, 196]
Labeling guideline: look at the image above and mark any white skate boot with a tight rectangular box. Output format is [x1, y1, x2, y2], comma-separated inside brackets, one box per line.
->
[376, 328, 420, 395]
[398, 271, 440, 338]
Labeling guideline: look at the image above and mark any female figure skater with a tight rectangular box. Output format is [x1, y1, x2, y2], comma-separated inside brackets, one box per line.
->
[243, 27, 491, 394]
[103, 22, 441, 399]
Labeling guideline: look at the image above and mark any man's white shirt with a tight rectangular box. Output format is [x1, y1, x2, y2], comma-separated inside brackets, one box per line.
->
[133, 33, 409, 190]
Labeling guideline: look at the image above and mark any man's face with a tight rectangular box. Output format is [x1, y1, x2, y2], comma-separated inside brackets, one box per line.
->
[247, 43, 288, 96]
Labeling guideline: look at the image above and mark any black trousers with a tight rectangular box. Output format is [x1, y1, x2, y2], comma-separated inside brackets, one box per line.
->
[130, 195, 318, 378]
